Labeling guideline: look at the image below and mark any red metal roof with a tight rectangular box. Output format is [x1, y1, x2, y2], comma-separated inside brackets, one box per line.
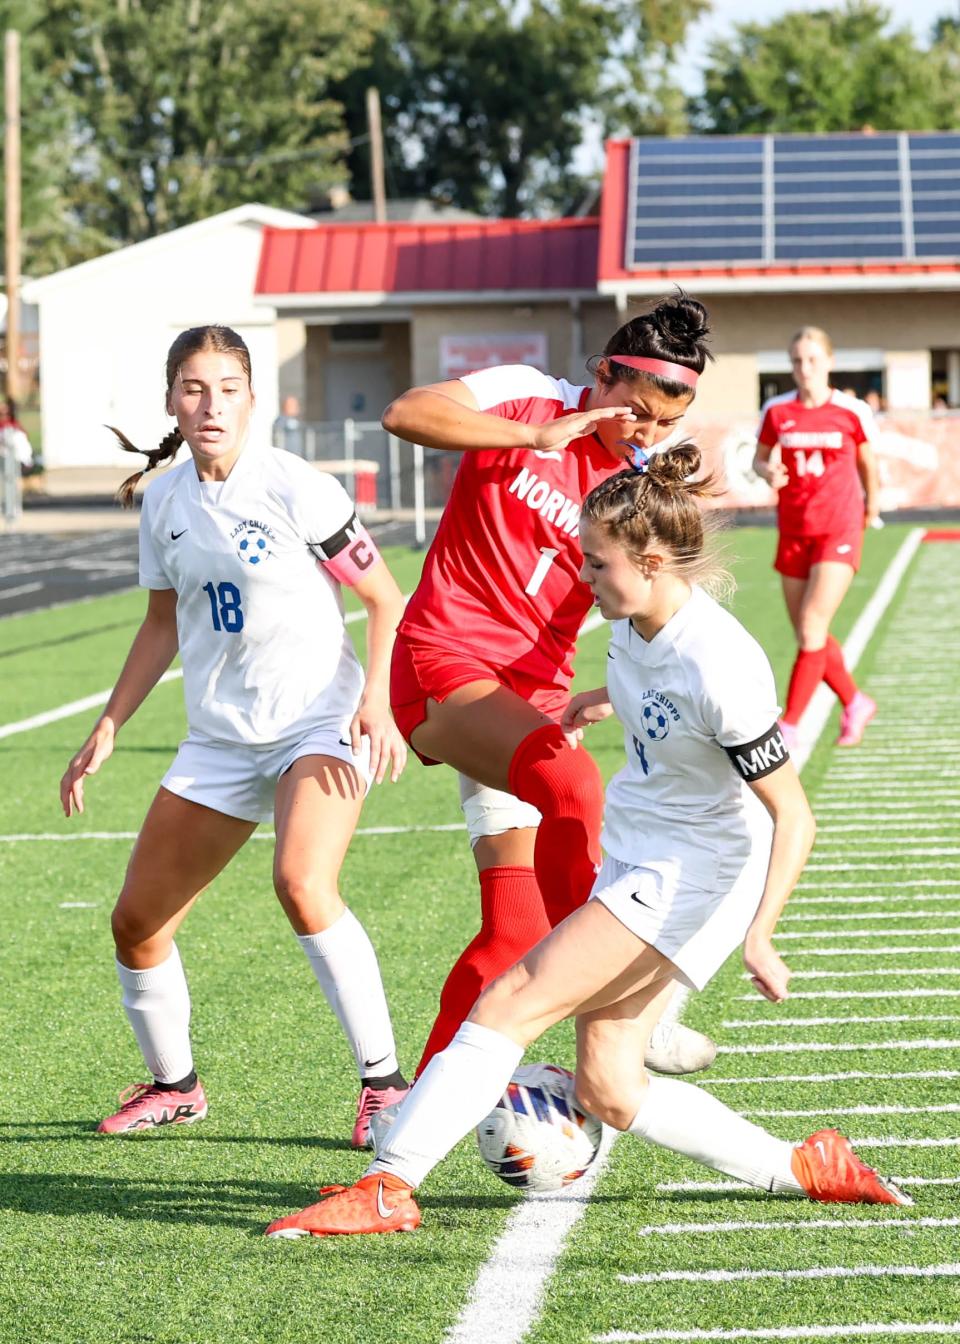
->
[256, 218, 600, 296]
[597, 137, 960, 288]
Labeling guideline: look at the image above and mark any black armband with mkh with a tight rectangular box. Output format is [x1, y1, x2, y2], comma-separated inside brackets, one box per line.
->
[725, 723, 789, 780]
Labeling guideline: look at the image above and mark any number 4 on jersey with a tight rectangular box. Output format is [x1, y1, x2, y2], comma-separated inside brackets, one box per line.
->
[793, 449, 825, 478]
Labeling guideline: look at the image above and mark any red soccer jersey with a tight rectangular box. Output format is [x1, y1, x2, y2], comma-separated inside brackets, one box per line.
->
[398, 364, 625, 691]
[757, 390, 875, 536]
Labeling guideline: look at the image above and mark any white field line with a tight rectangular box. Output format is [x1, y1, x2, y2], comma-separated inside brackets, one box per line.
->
[791, 893, 960, 904]
[718, 1038, 960, 1055]
[634, 1215, 960, 1237]
[722, 1014, 960, 1028]
[0, 823, 468, 843]
[785, 946, 960, 957]
[777, 926, 960, 940]
[593, 1325, 960, 1344]
[655, 1177, 960, 1193]
[785, 968, 960, 980]
[814, 802, 960, 812]
[816, 771, 960, 781]
[0, 607, 370, 740]
[745, 990, 960, 1001]
[805, 859, 960, 869]
[817, 822, 958, 832]
[795, 882, 960, 891]
[782, 910, 960, 923]
[741, 1103, 960, 1118]
[814, 1135, 960, 1150]
[815, 790, 960, 801]
[618, 1263, 960, 1286]
[811, 845, 960, 855]
[705, 1070, 960, 1086]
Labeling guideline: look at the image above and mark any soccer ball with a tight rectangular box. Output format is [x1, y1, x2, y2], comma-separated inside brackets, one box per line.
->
[641, 702, 669, 741]
[475, 1063, 603, 1193]
[237, 529, 268, 564]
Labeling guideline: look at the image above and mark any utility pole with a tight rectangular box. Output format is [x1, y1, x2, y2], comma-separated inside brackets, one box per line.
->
[4, 29, 21, 404]
[366, 86, 387, 225]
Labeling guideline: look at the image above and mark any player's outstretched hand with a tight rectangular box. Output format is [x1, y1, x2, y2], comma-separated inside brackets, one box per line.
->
[743, 932, 791, 1004]
[531, 406, 638, 455]
[60, 718, 116, 817]
[351, 702, 408, 784]
[561, 688, 615, 749]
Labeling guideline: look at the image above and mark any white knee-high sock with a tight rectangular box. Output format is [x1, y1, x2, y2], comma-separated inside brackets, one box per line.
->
[297, 908, 399, 1080]
[370, 1021, 523, 1188]
[116, 945, 193, 1085]
[629, 1074, 802, 1194]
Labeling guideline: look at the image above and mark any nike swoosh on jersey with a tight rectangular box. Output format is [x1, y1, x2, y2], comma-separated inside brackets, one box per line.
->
[376, 1181, 392, 1219]
[171, 529, 188, 540]
[836, 544, 852, 554]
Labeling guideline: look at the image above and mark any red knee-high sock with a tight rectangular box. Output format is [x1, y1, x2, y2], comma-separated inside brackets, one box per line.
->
[416, 865, 549, 1076]
[507, 723, 604, 927]
[783, 646, 828, 724]
[823, 635, 857, 707]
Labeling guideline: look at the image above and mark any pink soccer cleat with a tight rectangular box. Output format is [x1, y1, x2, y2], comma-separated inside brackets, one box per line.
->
[96, 1079, 208, 1134]
[791, 1128, 911, 1206]
[837, 692, 877, 747]
[352, 1084, 410, 1150]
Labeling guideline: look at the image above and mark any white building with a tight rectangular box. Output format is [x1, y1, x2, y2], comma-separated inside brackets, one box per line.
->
[23, 204, 313, 469]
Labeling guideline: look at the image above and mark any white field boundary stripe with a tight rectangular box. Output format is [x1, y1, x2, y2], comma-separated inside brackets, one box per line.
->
[747, 991, 960, 1001]
[592, 1322, 960, 1342]
[789, 527, 923, 771]
[0, 608, 371, 740]
[634, 1215, 960, 1238]
[618, 1263, 960, 1286]
[656, 1177, 960, 1192]
[804, 860, 960, 870]
[817, 821, 959, 831]
[0, 823, 468, 843]
[0, 581, 44, 600]
[722, 1014, 960, 1028]
[795, 882, 960, 891]
[810, 847, 960, 856]
[785, 945, 960, 957]
[450, 535, 920, 1344]
[718, 1038, 960, 1055]
[782, 910, 960, 923]
[741, 1103, 960, 1118]
[786, 968, 960, 980]
[778, 926, 960, 940]
[705, 1069, 960, 1086]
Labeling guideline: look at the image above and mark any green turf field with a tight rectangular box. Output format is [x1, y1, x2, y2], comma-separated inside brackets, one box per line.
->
[1, 523, 956, 1344]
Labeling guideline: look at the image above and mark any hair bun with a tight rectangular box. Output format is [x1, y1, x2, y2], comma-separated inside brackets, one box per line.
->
[652, 294, 711, 352]
[647, 441, 702, 487]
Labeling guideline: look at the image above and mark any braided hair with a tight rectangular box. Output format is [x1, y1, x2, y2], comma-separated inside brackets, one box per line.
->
[113, 324, 252, 507]
[581, 442, 733, 599]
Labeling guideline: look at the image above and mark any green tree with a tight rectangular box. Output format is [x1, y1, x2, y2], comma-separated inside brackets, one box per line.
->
[693, 1, 960, 134]
[334, 0, 708, 218]
[28, 0, 379, 262]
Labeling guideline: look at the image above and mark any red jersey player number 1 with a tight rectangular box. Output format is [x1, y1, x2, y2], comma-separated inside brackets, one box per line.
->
[384, 292, 717, 1081]
[753, 325, 880, 751]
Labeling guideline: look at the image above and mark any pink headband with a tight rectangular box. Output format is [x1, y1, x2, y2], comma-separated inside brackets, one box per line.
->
[606, 355, 699, 389]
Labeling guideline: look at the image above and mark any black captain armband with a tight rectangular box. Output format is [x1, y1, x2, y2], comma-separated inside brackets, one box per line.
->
[725, 723, 789, 781]
[308, 513, 381, 586]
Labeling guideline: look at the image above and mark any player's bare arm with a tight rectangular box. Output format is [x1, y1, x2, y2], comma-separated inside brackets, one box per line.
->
[561, 687, 615, 747]
[752, 440, 789, 490]
[350, 562, 408, 785]
[741, 759, 816, 1003]
[60, 588, 179, 817]
[383, 379, 638, 454]
[856, 439, 881, 525]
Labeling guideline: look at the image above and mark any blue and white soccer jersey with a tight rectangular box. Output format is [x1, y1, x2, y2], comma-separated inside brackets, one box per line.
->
[592, 587, 788, 989]
[139, 443, 375, 821]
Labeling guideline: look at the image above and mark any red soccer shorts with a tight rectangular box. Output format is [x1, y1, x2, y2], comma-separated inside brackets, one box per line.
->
[390, 634, 569, 766]
[775, 529, 864, 580]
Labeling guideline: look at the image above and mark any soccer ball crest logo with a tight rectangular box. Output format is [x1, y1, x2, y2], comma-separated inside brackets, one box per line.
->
[641, 702, 670, 741]
[476, 1062, 603, 1194]
[237, 527, 271, 565]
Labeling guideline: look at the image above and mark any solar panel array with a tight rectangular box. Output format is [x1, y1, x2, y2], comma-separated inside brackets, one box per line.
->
[626, 132, 960, 268]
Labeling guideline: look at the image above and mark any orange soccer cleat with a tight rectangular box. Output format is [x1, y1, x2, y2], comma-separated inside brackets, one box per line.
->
[791, 1128, 912, 1206]
[265, 1173, 421, 1238]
